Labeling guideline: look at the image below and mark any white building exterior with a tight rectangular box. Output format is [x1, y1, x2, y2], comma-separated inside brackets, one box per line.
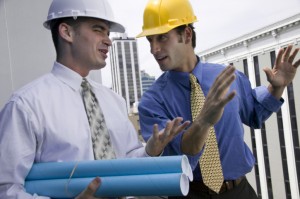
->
[198, 13, 300, 199]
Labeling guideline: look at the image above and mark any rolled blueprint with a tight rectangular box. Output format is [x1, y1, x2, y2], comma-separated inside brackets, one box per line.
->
[25, 173, 189, 197]
[26, 155, 193, 181]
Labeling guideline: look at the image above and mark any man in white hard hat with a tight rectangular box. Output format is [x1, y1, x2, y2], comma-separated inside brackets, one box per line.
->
[0, 0, 190, 198]
[137, 0, 300, 198]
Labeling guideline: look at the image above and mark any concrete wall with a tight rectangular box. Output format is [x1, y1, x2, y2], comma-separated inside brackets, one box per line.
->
[0, 0, 102, 109]
[0, 0, 54, 108]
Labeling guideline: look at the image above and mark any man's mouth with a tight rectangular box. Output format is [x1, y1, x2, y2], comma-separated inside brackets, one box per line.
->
[155, 55, 167, 61]
[99, 49, 108, 54]
[98, 49, 108, 59]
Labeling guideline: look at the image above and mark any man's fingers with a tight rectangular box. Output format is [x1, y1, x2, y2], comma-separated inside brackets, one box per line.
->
[152, 124, 159, 139]
[222, 91, 236, 106]
[210, 65, 235, 95]
[173, 117, 183, 127]
[220, 72, 236, 92]
[288, 48, 299, 64]
[275, 48, 284, 67]
[83, 177, 101, 196]
[164, 118, 190, 139]
[294, 58, 300, 68]
[263, 67, 273, 82]
[215, 65, 235, 83]
[176, 121, 191, 133]
[283, 45, 292, 62]
[163, 120, 176, 138]
[210, 67, 236, 100]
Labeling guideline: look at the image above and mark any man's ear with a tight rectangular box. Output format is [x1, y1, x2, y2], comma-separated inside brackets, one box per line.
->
[184, 26, 193, 44]
[58, 23, 74, 43]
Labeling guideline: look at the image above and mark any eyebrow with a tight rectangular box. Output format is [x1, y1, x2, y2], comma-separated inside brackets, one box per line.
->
[92, 24, 110, 35]
[92, 24, 105, 29]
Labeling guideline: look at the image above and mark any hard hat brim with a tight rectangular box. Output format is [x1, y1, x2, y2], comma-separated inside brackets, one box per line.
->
[136, 21, 198, 38]
[43, 17, 125, 33]
[136, 25, 173, 38]
[110, 22, 126, 33]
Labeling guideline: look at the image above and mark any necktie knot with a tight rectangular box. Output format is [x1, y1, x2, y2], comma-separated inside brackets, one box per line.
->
[190, 74, 204, 121]
[81, 78, 91, 91]
[189, 74, 198, 89]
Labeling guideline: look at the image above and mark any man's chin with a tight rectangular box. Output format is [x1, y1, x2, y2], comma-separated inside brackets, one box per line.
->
[159, 64, 169, 72]
[157, 59, 170, 71]
[94, 63, 106, 70]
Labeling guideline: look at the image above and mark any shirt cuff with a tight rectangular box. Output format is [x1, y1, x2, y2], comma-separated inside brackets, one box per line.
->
[254, 86, 284, 112]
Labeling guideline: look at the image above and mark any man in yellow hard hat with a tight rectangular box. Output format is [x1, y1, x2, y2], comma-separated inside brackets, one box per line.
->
[137, 0, 300, 198]
[0, 0, 190, 198]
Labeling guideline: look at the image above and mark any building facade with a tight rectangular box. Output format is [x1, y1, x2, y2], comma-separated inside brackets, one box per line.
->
[141, 70, 156, 94]
[110, 34, 142, 113]
[198, 13, 300, 199]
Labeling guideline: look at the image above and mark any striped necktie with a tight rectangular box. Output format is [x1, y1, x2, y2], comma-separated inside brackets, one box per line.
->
[81, 78, 116, 160]
[190, 73, 224, 193]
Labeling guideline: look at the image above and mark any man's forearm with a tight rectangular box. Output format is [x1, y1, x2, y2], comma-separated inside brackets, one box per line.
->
[181, 120, 211, 155]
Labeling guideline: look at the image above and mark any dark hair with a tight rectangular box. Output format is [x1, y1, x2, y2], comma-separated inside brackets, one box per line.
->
[174, 24, 196, 48]
[50, 17, 82, 53]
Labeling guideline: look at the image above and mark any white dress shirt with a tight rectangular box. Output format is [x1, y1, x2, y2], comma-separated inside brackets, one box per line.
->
[0, 62, 148, 199]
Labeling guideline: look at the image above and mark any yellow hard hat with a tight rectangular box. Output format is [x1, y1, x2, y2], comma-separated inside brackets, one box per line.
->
[136, 0, 197, 38]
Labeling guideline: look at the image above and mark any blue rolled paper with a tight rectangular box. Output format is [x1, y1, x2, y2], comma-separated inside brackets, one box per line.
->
[25, 173, 189, 198]
[26, 155, 193, 181]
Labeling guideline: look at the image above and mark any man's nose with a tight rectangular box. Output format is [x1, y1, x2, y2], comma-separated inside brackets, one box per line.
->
[103, 35, 112, 47]
[150, 41, 161, 55]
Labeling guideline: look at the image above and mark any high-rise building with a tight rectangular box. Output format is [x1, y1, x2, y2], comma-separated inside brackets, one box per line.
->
[141, 70, 156, 94]
[110, 33, 142, 113]
[198, 13, 300, 199]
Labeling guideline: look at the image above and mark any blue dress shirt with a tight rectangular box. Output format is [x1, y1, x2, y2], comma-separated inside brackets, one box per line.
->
[138, 60, 283, 181]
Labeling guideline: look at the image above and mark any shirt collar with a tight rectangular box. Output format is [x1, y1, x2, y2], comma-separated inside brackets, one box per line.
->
[168, 56, 203, 87]
[51, 61, 84, 91]
[191, 59, 203, 83]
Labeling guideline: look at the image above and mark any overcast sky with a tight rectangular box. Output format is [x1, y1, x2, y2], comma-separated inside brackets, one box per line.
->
[101, 0, 300, 87]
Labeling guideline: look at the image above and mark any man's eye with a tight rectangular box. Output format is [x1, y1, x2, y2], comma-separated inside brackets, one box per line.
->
[159, 35, 167, 41]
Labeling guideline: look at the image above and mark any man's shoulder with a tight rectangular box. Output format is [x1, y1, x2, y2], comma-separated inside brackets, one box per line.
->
[148, 72, 169, 90]
[89, 80, 126, 103]
[9, 74, 53, 102]
[140, 72, 173, 103]
[201, 61, 225, 69]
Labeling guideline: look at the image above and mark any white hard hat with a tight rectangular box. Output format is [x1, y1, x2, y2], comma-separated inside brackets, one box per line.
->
[43, 0, 125, 33]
